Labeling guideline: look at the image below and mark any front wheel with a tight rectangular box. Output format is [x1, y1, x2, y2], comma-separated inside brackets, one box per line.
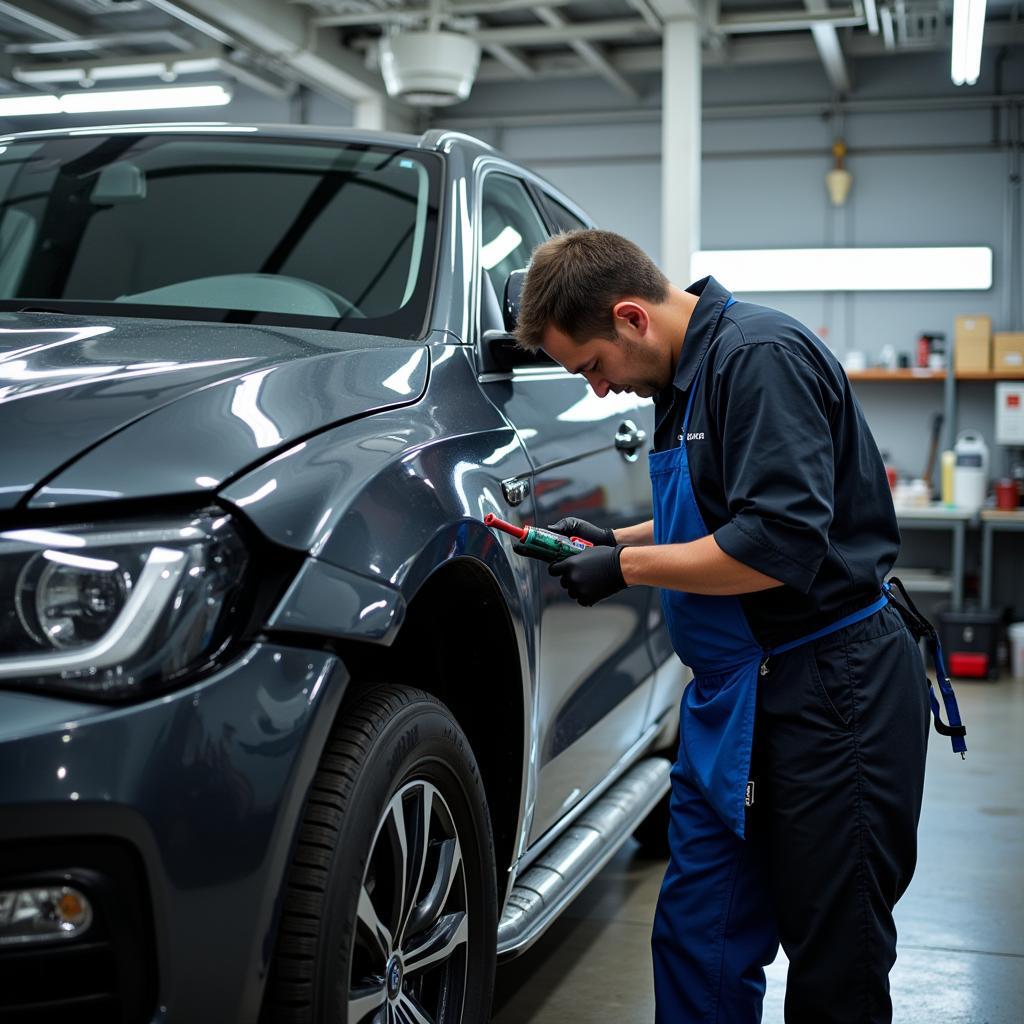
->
[262, 685, 497, 1024]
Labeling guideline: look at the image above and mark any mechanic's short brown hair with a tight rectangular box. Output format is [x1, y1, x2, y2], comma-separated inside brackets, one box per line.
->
[515, 229, 669, 352]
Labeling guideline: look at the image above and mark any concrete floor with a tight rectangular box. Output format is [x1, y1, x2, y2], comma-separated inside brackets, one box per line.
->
[493, 674, 1024, 1023]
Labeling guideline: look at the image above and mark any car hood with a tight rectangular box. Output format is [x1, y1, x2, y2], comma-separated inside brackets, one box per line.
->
[0, 312, 429, 511]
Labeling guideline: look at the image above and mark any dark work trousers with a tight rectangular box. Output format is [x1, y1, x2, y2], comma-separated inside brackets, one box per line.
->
[750, 600, 931, 1023]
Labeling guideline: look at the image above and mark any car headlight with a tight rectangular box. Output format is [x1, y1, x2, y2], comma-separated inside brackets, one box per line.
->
[0, 511, 247, 699]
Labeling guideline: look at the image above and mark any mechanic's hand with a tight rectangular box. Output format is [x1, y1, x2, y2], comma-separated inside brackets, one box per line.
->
[549, 545, 627, 606]
[547, 517, 616, 547]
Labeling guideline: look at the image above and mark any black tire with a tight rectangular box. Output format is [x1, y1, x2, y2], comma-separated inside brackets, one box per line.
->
[262, 684, 497, 1024]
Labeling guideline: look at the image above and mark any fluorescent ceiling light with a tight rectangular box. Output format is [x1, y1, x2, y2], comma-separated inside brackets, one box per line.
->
[879, 5, 895, 49]
[59, 84, 232, 113]
[951, 0, 987, 86]
[14, 57, 222, 86]
[0, 84, 232, 117]
[863, 0, 880, 34]
[0, 94, 62, 116]
[691, 247, 992, 292]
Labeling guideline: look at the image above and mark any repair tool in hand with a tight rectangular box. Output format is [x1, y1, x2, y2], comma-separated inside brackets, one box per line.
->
[484, 514, 593, 563]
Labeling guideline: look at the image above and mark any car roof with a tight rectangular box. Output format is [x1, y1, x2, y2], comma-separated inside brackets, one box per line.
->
[0, 120, 496, 158]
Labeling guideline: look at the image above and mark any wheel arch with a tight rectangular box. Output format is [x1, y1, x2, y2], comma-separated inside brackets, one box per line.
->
[338, 554, 528, 910]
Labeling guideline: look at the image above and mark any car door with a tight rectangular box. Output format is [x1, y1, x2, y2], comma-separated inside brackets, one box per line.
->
[474, 167, 656, 844]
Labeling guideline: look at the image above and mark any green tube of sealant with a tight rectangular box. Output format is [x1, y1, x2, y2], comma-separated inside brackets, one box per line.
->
[484, 514, 593, 563]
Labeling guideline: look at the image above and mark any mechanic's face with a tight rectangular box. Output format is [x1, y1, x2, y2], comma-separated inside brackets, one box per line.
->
[541, 301, 670, 399]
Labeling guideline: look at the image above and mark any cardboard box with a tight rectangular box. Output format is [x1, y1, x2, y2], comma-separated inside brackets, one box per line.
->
[954, 315, 992, 372]
[994, 332, 1024, 372]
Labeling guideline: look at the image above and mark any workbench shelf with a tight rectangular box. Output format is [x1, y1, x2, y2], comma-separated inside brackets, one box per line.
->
[847, 370, 1024, 382]
[955, 371, 1024, 381]
[847, 370, 946, 381]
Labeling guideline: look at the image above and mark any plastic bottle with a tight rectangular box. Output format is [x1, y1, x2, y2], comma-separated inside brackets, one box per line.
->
[941, 449, 955, 506]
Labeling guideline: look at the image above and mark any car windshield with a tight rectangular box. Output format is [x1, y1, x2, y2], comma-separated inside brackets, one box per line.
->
[0, 131, 442, 338]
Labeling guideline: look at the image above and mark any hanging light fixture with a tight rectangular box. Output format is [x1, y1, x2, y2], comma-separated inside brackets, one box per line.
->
[951, 0, 987, 86]
[825, 138, 852, 206]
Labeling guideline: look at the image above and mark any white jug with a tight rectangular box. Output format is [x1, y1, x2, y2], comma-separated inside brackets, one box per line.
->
[953, 430, 989, 512]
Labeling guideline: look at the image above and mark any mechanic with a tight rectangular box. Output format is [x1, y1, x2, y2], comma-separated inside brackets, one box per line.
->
[512, 229, 965, 1024]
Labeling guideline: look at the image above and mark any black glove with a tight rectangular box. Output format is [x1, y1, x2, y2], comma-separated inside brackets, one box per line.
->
[547, 516, 616, 548]
[549, 544, 627, 607]
[511, 542, 542, 561]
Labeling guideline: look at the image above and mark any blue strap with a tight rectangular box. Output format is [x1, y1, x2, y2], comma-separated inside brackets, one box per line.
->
[765, 584, 967, 758]
[926, 632, 968, 756]
[883, 580, 968, 757]
[765, 592, 890, 658]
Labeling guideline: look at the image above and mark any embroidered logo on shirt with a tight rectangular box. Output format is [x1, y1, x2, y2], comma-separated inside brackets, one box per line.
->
[686, 432, 705, 441]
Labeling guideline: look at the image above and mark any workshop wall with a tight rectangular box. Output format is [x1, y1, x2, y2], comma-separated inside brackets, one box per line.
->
[446, 50, 1024, 614]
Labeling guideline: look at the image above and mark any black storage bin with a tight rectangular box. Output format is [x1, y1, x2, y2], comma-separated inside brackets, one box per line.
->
[938, 608, 1001, 680]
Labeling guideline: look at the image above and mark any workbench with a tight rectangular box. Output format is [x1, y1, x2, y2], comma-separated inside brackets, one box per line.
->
[892, 505, 976, 613]
[979, 509, 1024, 610]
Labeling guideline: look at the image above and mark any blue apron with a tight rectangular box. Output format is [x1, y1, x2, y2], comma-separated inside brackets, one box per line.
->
[649, 294, 967, 839]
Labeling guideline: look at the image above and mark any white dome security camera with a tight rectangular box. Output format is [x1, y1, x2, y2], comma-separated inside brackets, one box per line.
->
[379, 29, 481, 106]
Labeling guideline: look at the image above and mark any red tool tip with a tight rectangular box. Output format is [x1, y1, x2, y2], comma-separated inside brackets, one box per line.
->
[484, 513, 527, 541]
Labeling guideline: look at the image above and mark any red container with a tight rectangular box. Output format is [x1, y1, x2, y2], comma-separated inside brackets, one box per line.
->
[916, 334, 931, 368]
[995, 478, 1020, 511]
[949, 652, 989, 678]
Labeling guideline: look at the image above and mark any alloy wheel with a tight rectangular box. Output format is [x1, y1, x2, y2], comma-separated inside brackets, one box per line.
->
[348, 779, 469, 1024]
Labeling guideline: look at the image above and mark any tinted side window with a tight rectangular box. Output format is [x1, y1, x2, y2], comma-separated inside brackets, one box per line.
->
[479, 173, 549, 304]
[538, 193, 589, 233]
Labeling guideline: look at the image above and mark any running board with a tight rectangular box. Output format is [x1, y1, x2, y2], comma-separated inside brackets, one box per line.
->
[496, 757, 671, 960]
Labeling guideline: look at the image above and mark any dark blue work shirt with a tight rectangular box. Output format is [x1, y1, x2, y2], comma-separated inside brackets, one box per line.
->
[654, 276, 900, 648]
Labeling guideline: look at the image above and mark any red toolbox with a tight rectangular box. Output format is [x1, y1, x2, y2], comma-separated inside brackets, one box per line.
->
[938, 609, 1001, 680]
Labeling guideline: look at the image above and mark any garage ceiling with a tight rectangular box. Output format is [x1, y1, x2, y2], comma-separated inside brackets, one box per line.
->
[0, 0, 1020, 107]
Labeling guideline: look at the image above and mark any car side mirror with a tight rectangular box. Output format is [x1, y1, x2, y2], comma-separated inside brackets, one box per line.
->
[502, 269, 526, 333]
[479, 269, 553, 373]
[481, 329, 554, 372]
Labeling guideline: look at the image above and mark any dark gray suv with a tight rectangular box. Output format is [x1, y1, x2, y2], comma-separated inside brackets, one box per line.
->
[0, 124, 684, 1024]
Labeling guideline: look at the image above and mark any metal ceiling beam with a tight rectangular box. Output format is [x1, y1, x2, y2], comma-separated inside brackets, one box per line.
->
[484, 44, 536, 80]
[437, 92, 1024, 131]
[624, 0, 665, 32]
[5, 31, 195, 55]
[0, 0, 91, 41]
[717, 9, 865, 34]
[145, 0, 235, 46]
[534, 6, 639, 99]
[804, 0, 852, 93]
[647, 0, 700, 18]
[313, 0, 575, 24]
[148, 0, 385, 102]
[473, 21, 1024, 81]
[449, 0, 571, 10]
[472, 18, 658, 47]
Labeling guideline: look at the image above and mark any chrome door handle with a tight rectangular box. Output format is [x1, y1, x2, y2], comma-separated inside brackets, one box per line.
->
[502, 476, 530, 506]
[615, 420, 647, 462]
